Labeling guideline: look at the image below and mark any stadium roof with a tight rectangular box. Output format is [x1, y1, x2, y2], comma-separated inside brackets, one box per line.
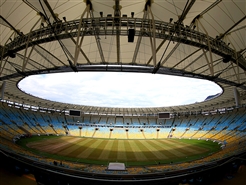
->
[0, 0, 245, 114]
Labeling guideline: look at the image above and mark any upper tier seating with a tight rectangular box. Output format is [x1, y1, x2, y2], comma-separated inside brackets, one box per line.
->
[0, 102, 245, 143]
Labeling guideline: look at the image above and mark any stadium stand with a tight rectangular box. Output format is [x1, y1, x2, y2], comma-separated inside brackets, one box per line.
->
[0, 1, 246, 184]
[1, 103, 246, 142]
[0, 102, 246, 184]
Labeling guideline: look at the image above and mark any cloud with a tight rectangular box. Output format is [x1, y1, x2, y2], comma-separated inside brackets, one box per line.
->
[18, 72, 222, 107]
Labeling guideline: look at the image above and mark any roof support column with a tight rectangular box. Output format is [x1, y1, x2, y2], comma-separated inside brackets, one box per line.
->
[89, 1, 105, 64]
[22, 17, 43, 72]
[147, 4, 157, 66]
[132, 12, 147, 64]
[0, 33, 15, 76]
[160, 0, 196, 68]
[196, 19, 214, 76]
[0, 58, 7, 77]
[132, 0, 155, 64]
[114, 0, 121, 64]
[225, 36, 241, 83]
[74, 4, 90, 65]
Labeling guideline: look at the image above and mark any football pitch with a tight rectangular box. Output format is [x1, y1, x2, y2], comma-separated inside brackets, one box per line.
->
[18, 136, 221, 166]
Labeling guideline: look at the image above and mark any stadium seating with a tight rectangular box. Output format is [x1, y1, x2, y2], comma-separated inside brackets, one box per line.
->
[0, 104, 246, 182]
[1, 102, 246, 179]
[1, 103, 246, 143]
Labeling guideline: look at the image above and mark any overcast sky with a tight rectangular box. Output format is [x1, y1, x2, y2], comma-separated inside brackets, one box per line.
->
[18, 72, 222, 108]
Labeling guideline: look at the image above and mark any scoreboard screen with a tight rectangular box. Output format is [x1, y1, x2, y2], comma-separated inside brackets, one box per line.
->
[158, 112, 170, 119]
[69, 110, 81, 116]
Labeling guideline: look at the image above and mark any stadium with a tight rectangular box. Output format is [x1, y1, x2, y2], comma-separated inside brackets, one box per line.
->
[0, 0, 246, 184]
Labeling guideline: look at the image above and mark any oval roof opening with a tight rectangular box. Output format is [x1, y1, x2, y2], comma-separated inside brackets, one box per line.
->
[18, 72, 222, 108]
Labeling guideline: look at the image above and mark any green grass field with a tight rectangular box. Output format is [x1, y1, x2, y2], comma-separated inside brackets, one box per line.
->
[17, 136, 221, 166]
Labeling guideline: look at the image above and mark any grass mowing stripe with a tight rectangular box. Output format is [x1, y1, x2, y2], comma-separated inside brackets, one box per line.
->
[76, 139, 104, 158]
[158, 139, 220, 160]
[156, 140, 206, 156]
[26, 137, 63, 148]
[46, 137, 84, 154]
[18, 136, 221, 166]
[126, 140, 148, 161]
[88, 140, 109, 160]
[145, 141, 178, 159]
[58, 142, 84, 156]
[178, 144, 208, 154]
[148, 140, 186, 157]
[124, 140, 137, 162]
[28, 141, 53, 151]
[155, 139, 202, 154]
[108, 140, 119, 161]
[59, 138, 93, 156]
[169, 139, 217, 153]
[139, 140, 169, 159]
[136, 140, 166, 160]
[28, 137, 82, 154]
[117, 140, 127, 161]
[157, 139, 207, 157]
[98, 140, 114, 160]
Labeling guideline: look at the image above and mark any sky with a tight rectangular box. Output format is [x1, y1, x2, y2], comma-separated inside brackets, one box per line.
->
[18, 72, 222, 108]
